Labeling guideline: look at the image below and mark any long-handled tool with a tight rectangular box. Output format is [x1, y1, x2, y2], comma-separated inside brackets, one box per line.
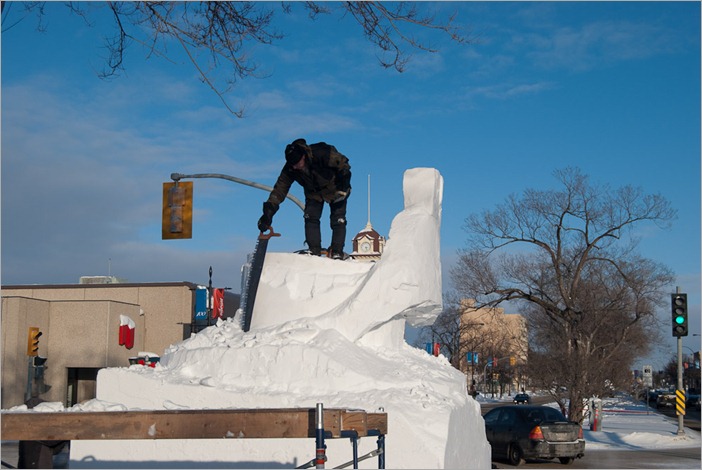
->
[240, 227, 280, 332]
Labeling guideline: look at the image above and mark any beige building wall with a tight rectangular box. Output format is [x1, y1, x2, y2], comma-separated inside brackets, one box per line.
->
[1, 296, 143, 407]
[459, 299, 529, 393]
[1, 297, 51, 408]
[1, 283, 198, 409]
[2, 283, 196, 357]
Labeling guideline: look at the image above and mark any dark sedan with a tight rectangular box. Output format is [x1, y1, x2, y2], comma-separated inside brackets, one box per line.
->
[513, 393, 531, 404]
[483, 405, 585, 466]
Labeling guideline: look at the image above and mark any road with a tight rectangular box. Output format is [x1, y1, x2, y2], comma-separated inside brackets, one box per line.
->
[491, 447, 701, 469]
[657, 404, 701, 432]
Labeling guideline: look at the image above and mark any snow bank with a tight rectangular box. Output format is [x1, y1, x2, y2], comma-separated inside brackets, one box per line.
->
[70, 168, 491, 469]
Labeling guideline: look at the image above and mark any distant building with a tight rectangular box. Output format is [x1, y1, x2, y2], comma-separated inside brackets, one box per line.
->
[79, 275, 128, 284]
[1, 282, 239, 408]
[459, 299, 528, 396]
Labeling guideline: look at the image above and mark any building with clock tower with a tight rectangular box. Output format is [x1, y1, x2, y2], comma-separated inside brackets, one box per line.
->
[351, 221, 385, 262]
[350, 175, 385, 261]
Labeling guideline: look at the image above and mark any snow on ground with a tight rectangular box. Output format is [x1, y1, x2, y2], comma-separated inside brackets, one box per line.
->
[581, 396, 700, 451]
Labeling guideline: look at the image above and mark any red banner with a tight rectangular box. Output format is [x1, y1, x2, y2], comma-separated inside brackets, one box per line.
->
[212, 288, 225, 319]
[119, 315, 135, 349]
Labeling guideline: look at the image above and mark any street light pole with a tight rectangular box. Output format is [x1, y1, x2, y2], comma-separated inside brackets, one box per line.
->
[170, 172, 305, 211]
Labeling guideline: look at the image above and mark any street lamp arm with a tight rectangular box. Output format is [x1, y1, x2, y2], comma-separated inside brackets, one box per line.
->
[170, 172, 305, 212]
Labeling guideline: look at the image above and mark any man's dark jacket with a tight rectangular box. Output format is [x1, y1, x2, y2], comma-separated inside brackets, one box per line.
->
[266, 142, 351, 213]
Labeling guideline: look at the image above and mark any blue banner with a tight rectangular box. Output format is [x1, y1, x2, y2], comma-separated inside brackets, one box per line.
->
[194, 288, 208, 324]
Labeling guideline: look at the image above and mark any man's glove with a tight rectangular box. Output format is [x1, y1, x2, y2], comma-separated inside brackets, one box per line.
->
[258, 201, 276, 232]
[332, 189, 350, 204]
[257, 215, 271, 232]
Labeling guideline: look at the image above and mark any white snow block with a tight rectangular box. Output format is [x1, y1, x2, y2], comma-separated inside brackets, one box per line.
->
[252, 167, 444, 348]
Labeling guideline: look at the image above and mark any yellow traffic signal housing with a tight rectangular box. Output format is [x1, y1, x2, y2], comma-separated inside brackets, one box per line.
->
[27, 327, 42, 356]
[162, 182, 193, 239]
[509, 356, 516, 366]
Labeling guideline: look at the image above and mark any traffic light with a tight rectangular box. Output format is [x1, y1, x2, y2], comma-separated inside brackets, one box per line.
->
[671, 293, 688, 337]
[33, 356, 47, 367]
[161, 181, 193, 240]
[26, 327, 42, 356]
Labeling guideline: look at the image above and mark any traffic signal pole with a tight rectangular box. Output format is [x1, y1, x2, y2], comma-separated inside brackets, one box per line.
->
[677, 334, 684, 435]
[676, 286, 684, 435]
[170, 172, 305, 211]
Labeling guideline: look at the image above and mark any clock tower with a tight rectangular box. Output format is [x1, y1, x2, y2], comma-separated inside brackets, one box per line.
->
[351, 221, 385, 262]
[350, 174, 385, 261]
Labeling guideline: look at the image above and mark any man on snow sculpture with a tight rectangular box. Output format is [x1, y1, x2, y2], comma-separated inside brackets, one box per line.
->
[258, 138, 352, 259]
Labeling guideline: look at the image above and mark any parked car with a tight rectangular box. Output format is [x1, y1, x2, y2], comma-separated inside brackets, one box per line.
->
[647, 389, 660, 403]
[483, 405, 585, 466]
[513, 393, 531, 404]
[686, 394, 700, 410]
[656, 391, 676, 408]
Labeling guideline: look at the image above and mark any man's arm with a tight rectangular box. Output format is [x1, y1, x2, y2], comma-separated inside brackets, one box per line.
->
[258, 168, 295, 232]
[267, 168, 296, 208]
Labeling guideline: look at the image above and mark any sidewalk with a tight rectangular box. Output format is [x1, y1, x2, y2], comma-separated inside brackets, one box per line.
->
[583, 397, 700, 451]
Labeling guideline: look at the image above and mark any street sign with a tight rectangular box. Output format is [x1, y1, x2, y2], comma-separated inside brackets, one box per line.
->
[676, 389, 686, 416]
[643, 365, 653, 388]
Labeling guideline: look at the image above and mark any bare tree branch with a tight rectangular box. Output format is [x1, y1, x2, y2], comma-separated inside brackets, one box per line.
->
[11, 1, 471, 116]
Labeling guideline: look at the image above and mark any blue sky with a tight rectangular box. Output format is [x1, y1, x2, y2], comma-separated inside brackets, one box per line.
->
[2, 2, 700, 367]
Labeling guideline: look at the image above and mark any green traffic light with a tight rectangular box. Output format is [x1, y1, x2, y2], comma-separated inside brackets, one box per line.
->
[671, 293, 688, 337]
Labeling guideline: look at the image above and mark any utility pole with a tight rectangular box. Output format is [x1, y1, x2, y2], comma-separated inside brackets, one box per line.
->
[208, 266, 213, 327]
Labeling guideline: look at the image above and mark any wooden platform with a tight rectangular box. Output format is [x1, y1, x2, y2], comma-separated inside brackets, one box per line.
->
[1, 408, 388, 441]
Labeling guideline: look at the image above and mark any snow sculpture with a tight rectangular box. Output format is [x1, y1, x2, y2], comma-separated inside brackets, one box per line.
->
[77, 168, 491, 469]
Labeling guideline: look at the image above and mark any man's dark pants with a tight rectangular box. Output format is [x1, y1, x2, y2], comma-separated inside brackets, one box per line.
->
[304, 197, 347, 254]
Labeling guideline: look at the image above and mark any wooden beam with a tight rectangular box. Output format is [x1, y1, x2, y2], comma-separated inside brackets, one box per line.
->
[366, 413, 389, 435]
[1, 408, 387, 441]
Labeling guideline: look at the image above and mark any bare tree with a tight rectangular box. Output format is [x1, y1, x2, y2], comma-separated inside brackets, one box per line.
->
[451, 167, 676, 422]
[3, 1, 469, 116]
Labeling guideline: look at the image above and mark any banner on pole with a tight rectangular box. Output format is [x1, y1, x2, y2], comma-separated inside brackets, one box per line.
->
[212, 288, 224, 319]
[194, 287, 208, 324]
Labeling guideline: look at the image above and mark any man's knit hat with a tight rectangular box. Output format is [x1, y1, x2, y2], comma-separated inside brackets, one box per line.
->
[285, 138, 310, 165]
